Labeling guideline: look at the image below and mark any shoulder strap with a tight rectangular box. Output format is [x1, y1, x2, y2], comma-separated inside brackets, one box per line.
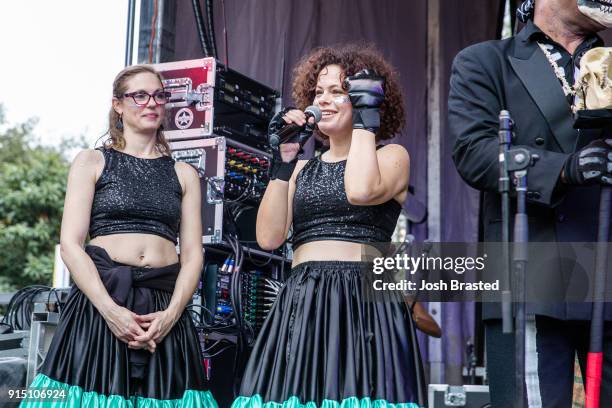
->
[95, 146, 112, 156]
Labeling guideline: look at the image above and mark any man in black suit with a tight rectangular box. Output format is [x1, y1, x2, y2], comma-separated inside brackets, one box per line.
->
[449, 0, 612, 406]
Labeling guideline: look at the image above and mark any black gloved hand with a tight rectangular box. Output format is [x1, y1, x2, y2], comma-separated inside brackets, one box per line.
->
[267, 107, 299, 181]
[563, 137, 612, 186]
[268, 106, 295, 144]
[269, 147, 296, 181]
[344, 69, 385, 134]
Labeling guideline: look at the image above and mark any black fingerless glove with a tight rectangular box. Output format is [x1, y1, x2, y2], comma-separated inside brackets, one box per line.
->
[563, 137, 612, 186]
[268, 106, 295, 145]
[345, 69, 385, 134]
[268, 107, 297, 181]
[269, 148, 297, 181]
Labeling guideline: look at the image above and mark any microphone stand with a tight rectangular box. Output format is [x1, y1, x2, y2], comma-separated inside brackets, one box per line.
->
[507, 147, 538, 408]
[499, 110, 539, 408]
[498, 111, 513, 335]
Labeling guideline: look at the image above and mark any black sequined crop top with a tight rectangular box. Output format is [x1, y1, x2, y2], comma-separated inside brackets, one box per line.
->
[89, 148, 182, 244]
[292, 155, 402, 249]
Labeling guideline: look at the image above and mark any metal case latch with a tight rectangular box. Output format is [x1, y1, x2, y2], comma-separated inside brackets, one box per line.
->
[207, 177, 225, 204]
[444, 386, 467, 406]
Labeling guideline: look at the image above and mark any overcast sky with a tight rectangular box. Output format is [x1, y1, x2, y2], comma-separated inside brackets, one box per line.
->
[0, 1, 128, 149]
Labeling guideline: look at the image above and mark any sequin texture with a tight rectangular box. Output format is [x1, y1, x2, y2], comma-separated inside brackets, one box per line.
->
[89, 148, 182, 244]
[292, 155, 401, 249]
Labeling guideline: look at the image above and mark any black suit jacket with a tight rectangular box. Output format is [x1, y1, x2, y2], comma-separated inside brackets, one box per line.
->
[449, 22, 611, 320]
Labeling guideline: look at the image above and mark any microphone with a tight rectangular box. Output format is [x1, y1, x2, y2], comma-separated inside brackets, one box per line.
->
[269, 106, 322, 148]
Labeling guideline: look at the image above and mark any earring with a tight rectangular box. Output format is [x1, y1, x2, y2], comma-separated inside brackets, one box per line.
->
[116, 114, 124, 130]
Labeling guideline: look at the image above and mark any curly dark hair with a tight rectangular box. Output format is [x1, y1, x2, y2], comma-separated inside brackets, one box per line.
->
[291, 43, 405, 141]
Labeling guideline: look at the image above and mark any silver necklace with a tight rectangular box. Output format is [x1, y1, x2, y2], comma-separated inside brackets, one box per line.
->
[537, 42, 579, 112]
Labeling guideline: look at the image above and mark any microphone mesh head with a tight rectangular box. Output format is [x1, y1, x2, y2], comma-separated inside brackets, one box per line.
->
[304, 105, 322, 123]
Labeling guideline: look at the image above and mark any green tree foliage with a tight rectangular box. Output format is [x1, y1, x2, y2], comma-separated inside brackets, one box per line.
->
[0, 105, 77, 291]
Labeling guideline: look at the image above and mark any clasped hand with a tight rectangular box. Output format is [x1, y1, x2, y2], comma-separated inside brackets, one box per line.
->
[103, 305, 178, 353]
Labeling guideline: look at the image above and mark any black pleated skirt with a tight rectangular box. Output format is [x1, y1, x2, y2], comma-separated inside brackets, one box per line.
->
[20, 245, 217, 407]
[233, 261, 420, 407]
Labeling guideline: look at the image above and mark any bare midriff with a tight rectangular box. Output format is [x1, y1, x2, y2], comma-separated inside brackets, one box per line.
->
[291, 240, 382, 268]
[89, 233, 178, 268]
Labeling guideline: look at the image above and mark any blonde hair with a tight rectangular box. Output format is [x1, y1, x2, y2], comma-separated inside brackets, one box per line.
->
[106, 64, 171, 155]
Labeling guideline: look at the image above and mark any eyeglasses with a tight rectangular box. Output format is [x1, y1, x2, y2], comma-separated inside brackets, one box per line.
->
[122, 90, 172, 106]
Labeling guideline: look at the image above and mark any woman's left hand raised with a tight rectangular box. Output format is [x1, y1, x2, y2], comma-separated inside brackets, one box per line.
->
[344, 69, 385, 134]
[132, 309, 180, 348]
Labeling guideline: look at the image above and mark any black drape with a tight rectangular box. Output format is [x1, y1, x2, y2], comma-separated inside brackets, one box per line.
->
[437, 0, 505, 385]
[175, 0, 429, 239]
[440, 0, 504, 242]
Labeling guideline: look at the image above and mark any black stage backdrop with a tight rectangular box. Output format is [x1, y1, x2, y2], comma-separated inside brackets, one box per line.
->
[171, 0, 612, 385]
[174, 0, 430, 242]
[438, 0, 503, 384]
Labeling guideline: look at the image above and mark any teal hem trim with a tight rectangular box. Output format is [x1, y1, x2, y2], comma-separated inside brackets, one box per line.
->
[19, 373, 219, 407]
[231, 394, 421, 408]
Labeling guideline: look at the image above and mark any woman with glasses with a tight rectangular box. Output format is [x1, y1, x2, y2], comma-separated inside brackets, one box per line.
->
[21, 65, 218, 407]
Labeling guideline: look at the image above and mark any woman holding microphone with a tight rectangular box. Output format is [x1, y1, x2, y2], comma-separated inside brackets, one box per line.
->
[233, 43, 422, 408]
